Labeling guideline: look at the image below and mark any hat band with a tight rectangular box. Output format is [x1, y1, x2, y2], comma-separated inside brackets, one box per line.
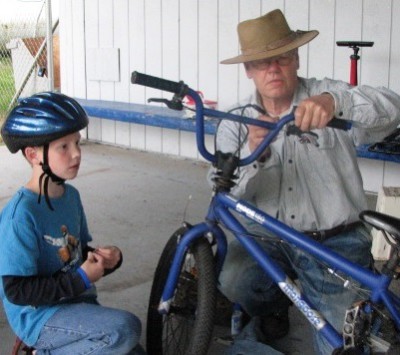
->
[241, 31, 299, 57]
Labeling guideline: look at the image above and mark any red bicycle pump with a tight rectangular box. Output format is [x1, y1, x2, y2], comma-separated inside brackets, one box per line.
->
[336, 41, 374, 86]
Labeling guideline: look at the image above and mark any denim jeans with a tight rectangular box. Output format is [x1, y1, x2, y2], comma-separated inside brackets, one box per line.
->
[33, 302, 146, 354]
[218, 223, 373, 355]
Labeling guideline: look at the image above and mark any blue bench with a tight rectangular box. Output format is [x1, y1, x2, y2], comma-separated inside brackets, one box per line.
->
[77, 99, 399, 164]
[77, 99, 218, 135]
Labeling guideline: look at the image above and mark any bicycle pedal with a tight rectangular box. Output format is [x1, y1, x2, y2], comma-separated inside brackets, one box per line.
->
[213, 335, 234, 346]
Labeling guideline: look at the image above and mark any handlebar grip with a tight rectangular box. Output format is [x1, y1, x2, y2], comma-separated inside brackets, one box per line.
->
[327, 118, 352, 130]
[131, 71, 188, 95]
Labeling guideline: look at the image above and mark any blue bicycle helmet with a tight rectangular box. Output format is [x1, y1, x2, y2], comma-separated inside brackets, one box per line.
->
[1, 91, 88, 153]
[1, 92, 89, 211]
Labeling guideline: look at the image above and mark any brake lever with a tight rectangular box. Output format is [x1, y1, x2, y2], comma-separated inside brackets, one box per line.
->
[286, 125, 320, 147]
[148, 97, 184, 111]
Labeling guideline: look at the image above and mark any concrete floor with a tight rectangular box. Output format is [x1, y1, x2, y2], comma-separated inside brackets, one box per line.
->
[0, 141, 380, 355]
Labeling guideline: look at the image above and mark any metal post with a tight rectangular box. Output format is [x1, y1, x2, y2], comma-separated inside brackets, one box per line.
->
[46, 0, 54, 91]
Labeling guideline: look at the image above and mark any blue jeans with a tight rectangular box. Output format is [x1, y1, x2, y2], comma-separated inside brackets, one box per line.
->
[33, 302, 146, 354]
[218, 223, 373, 355]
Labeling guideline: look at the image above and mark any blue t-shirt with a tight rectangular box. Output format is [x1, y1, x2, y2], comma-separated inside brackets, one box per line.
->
[0, 184, 93, 345]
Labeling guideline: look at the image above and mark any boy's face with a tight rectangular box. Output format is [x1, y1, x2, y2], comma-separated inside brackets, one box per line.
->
[47, 131, 82, 180]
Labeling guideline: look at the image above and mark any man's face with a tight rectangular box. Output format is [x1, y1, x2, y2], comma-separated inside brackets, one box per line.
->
[245, 50, 299, 102]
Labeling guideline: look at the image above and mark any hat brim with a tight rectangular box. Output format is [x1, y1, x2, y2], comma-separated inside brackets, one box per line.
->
[221, 30, 319, 64]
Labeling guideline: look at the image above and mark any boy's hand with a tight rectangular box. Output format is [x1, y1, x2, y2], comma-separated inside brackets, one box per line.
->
[80, 251, 105, 283]
[94, 246, 121, 269]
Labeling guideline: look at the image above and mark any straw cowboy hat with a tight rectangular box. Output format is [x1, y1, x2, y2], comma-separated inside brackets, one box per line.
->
[221, 9, 319, 64]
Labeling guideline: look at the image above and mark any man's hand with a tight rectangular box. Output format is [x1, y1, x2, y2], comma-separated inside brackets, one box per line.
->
[248, 114, 279, 153]
[295, 93, 335, 131]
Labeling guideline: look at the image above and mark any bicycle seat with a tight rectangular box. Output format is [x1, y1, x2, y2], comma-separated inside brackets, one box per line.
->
[360, 210, 400, 241]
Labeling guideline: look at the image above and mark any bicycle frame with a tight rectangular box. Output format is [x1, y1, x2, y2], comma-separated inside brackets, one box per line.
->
[156, 88, 400, 351]
[130, 72, 400, 352]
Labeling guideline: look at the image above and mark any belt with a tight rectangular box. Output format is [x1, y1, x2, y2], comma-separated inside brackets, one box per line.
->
[303, 221, 363, 242]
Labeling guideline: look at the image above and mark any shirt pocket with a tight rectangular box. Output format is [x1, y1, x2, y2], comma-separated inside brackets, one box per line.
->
[313, 129, 336, 150]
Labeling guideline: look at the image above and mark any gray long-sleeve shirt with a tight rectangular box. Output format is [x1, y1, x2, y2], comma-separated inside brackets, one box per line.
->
[212, 77, 400, 231]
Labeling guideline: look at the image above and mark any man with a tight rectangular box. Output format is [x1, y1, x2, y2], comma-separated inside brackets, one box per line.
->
[214, 9, 400, 354]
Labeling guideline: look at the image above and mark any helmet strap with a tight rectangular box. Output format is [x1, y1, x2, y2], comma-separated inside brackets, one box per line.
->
[38, 144, 65, 211]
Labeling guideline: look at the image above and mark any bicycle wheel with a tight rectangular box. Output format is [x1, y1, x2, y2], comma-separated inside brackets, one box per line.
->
[146, 226, 217, 355]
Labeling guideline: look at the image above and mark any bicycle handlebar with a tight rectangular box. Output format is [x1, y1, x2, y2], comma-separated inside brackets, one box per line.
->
[131, 71, 352, 166]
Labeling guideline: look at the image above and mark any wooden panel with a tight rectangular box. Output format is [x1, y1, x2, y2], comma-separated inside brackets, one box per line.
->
[116, 121, 131, 147]
[286, 0, 311, 78]
[161, 0, 179, 82]
[130, 123, 146, 150]
[180, 0, 198, 89]
[129, 0, 146, 104]
[198, 0, 219, 108]
[389, 0, 400, 93]
[146, 126, 162, 153]
[162, 129, 180, 156]
[71, 0, 86, 98]
[114, 0, 130, 103]
[84, 0, 101, 100]
[334, 0, 363, 83]
[237, 0, 262, 101]
[358, 158, 384, 193]
[218, 0, 239, 111]
[383, 162, 400, 187]
[362, 0, 392, 87]
[144, 0, 162, 101]
[308, 0, 335, 79]
[180, 131, 198, 159]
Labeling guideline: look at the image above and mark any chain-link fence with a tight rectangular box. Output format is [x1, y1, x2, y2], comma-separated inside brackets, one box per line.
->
[0, 0, 59, 132]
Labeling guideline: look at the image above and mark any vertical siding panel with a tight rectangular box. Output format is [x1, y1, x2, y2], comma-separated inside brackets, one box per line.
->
[130, 123, 146, 150]
[84, 0, 102, 141]
[71, 0, 86, 98]
[144, 0, 162, 100]
[59, 0, 71, 94]
[308, 0, 335, 79]
[161, 0, 179, 82]
[180, 0, 199, 89]
[362, 0, 391, 87]
[99, 0, 116, 144]
[114, 0, 131, 147]
[389, 0, 400, 93]
[198, 0, 219, 160]
[237, 0, 262, 102]
[144, 0, 162, 153]
[334, 0, 362, 83]
[161, 0, 180, 155]
[129, 0, 146, 104]
[198, 0, 218, 105]
[114, 0, 130, 103]
[358, 158, 384, 193]
[285, 0, 310, 78]
[383, 162, 400, 187]
[218, 0, 240, 110]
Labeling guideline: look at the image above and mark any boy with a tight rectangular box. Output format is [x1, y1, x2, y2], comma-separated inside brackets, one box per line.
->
[0, 92, 146, 354]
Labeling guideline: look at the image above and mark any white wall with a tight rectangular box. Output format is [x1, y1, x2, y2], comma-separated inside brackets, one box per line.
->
[59, 0, 400, 193]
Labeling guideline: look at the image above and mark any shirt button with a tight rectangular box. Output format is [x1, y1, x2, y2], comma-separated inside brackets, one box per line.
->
[339, 111, 343, 117]
[288, 159, 293, 164]
[253, 164, 257, 169]
[291, 215, 295, 219]
[288, 187, 293, 191]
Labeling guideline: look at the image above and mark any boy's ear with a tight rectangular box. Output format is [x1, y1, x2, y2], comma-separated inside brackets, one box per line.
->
[24, 147, 42, 165]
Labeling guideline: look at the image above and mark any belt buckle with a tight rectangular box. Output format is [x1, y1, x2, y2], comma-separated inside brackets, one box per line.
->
[311, 230, 325, 242]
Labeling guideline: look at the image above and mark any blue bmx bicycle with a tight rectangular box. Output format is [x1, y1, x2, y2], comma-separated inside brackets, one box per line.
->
[131, 71, 400, 355]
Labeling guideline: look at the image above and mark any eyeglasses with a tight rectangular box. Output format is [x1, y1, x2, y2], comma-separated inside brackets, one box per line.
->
[247, 52, 296, 70]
